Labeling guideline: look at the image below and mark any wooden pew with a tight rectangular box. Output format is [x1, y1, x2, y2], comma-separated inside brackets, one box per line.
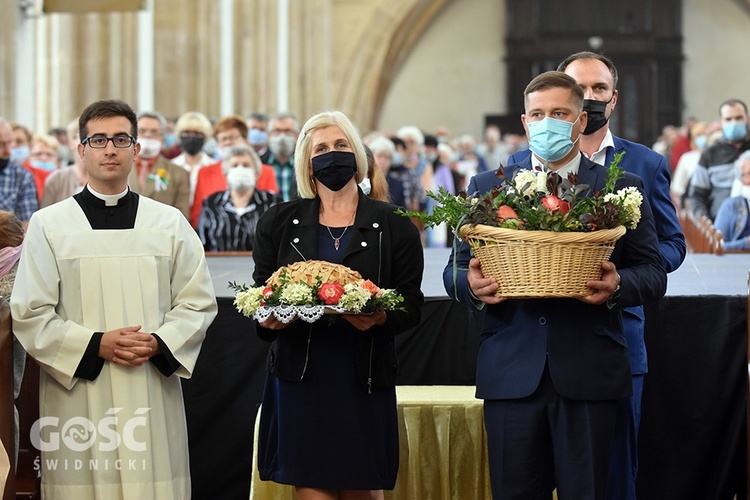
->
[678, 201, 726, 254]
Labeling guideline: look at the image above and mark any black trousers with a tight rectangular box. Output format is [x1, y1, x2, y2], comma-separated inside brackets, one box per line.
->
[483, 365, 618, 500]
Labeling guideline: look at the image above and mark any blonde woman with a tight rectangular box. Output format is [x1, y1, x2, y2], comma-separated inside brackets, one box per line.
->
[253, 111, 424, 500]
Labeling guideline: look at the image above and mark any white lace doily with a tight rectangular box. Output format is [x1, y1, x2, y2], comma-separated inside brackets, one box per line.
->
[253, 304, 349, 324]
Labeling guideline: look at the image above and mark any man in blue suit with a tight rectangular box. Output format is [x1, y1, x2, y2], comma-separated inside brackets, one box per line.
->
[444, 71, 667, 499]
[508, 52, 686, 499]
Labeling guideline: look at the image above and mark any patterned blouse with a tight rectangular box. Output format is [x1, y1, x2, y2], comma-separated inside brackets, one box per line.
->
[197, 189, 279, 252]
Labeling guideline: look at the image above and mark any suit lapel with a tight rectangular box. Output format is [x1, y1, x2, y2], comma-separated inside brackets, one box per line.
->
[577, 155, 606, 194]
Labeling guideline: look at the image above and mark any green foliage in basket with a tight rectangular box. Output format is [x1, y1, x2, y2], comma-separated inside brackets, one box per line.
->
[398, 152, 641, 235]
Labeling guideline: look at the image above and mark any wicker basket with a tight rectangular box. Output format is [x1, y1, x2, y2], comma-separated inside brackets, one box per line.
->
[458, 224, 627, 298]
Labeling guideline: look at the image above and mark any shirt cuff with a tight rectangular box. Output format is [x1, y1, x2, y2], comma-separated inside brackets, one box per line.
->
[74, 332, 105, 381]
[468, 287, 486, 311]
[148, 334, 180, 377]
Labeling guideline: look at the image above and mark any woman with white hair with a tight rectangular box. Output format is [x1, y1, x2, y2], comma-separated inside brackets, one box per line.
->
[196, 145, 278, 252]
[714, 150, 750, 251]
[252, 111, 424, 499]
[171, 111, 216, 204]
[396, 125, 434, 194]
[368, 135, 424, 211]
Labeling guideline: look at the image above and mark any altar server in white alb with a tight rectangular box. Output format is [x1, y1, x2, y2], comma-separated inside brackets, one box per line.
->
[10, 99, 217, 499]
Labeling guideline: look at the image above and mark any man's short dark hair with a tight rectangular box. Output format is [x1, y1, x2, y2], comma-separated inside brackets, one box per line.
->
[719, 98, 748, 115]
[557, 51, 619, 90]
[79, 99, 138, 142]
[524, 71, 584, 111]
[247, 112, 268, 123]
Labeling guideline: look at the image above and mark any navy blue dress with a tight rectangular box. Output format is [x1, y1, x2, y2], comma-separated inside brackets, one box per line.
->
[257, 225, 399, 490]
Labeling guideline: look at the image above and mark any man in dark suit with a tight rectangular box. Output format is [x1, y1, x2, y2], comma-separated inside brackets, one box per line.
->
[444, 71, 667, 498]
[508, 52, 686, 499]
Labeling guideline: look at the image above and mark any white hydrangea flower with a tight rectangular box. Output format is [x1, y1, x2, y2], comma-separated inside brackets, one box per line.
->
[234, 287, 265, 316]
[604, 187, 643, 229]
[338, 283, 371, 313]
[513, 170, 537, 197]
[279, 283, 314, 305]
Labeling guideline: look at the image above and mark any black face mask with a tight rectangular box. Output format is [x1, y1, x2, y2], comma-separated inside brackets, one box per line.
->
[0, 158, 8, 172]
[180, 135, 205, 155]
[311, 151, 357, 192]
[583, 96, 613, 135]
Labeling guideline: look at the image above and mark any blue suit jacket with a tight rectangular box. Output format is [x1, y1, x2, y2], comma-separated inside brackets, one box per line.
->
[508, 138, 685, 374]
[443, 155, 667, 400]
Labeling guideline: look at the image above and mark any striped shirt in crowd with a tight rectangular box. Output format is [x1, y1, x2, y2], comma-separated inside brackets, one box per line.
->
[197, 189, 279, 252]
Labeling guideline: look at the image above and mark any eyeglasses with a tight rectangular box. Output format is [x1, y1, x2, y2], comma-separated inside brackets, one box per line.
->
[82, 134, 135, 149]
[217, 134, 243, 146]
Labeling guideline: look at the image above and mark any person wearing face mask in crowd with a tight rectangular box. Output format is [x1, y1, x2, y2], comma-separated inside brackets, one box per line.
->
[0, 119, 37, 229]
[507, 51, 685, 500]
[367, 136, 424, 212]
[24, 134, 60, 202]
[196, 145, 278, 252]
[689, 99, 750, 221]
[478, 124, 510, 172]
[671, 121, 710, 207]
[48, 127, 74, 166]
[41, 118, 88, 207]
[128, 111, 191, 220]
[252, 111, 424, 500]
[191, 115, 279, 227]
[714, 151, 750, 252]
[171, 111, 217, 207]
[247, 112, 271, 164]
[161, 117, 181, 159]
[445, 70, 666, 500]
[10, 122, 32, 166]
[266, 112, 300, 202]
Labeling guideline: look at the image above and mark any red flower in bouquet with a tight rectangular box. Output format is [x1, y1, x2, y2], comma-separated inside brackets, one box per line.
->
[495, 204, 519, 222]
[541, 195, 570, 215]
[360, 279, 381, 297]
[318, 282, 345, 305]
[262, 286, 274, 299]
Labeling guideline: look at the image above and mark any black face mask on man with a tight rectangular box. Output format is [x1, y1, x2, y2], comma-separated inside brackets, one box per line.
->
[311, 151, 357, 192]
[582, 96, 614, 135]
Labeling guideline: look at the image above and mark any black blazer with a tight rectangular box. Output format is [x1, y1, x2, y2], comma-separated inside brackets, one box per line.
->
[252, 189, 424, 389]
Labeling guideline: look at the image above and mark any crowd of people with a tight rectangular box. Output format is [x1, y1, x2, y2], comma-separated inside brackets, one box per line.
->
[5, 97, 750, 255]
[0, 109, 533, 252]
[0, 48, 747, 500]
[660, 99, 750, 251]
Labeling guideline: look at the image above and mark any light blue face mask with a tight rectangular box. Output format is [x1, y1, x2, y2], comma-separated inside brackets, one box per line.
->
[30, 160, 56, 171]
[10, 146, 30, 164]
[391, 152, 403, 165]
[527, 115, 581, 162]
[722, 121, 748, 142]
[248, 128, 268, 146]
[694, 135, 707, 151]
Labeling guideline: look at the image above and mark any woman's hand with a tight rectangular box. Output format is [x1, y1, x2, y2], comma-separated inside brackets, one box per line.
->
[260, 316, 296, 330]
[342, 310, 387, 331]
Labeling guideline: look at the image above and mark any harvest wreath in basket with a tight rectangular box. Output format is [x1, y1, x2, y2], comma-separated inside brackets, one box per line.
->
[229, 260, 404, 323]
[400, 152, 644, 298]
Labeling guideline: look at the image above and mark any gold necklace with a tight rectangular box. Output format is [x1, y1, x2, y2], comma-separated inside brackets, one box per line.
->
[321, 211, 356, 251]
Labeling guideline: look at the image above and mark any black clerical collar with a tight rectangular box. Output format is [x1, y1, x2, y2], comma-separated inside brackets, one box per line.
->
[74, 186, 140, 229]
